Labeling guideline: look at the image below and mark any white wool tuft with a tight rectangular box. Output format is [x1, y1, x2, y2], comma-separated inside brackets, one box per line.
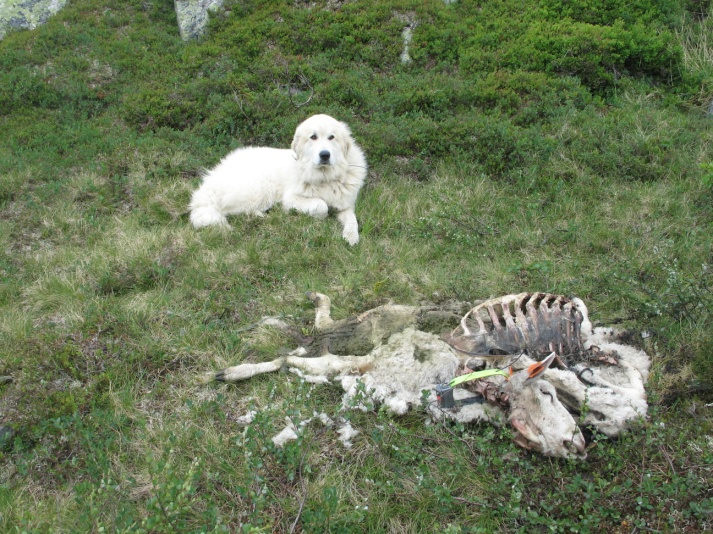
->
[271, 418, 298, 447]
[339, 328, 459, 414]
[385, 397, 410, 415]
[289, 367, 331, 384]
[586, 327, 651, 382]
[260, 316, 292, 331]
[235, 410, 257, 425]
[314, 412, 334, 427]
[337, 421, 360, 448]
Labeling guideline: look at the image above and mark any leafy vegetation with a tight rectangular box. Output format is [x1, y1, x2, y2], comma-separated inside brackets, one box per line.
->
[0, 0, 712, 531]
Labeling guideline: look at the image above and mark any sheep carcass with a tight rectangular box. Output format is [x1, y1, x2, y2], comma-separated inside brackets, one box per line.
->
[215, 292, 589, 459]
[444, 293, 651, 437]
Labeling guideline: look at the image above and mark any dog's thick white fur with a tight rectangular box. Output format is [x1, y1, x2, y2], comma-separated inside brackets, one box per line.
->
[189, 114, 367, 245]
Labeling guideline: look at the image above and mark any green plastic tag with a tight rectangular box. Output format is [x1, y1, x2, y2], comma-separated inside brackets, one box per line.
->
[449, 368, 509, 388]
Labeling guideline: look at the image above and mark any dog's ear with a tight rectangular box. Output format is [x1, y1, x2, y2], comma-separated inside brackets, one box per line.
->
[338, 122, 354, 155]
[291, 131, 305, 159]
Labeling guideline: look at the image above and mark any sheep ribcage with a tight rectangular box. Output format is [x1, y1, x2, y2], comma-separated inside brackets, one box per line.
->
[449, 293, 585, 358]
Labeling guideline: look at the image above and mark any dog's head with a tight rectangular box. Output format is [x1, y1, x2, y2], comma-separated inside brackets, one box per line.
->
[291, 114, 356, 168]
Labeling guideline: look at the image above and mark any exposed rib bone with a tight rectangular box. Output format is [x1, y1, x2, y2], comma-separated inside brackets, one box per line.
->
[445, 292, 588, 360]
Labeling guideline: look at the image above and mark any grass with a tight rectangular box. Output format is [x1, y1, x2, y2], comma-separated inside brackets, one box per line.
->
[1, 0, 712, 531]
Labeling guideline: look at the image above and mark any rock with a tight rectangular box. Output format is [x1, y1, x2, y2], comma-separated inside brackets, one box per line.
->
[175, 0, 225, 41]
[400, 26, 414, 64]
[0, 0, 68, 40]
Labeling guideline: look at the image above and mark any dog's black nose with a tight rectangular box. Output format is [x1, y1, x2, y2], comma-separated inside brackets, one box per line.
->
[319, 150, 330, 161]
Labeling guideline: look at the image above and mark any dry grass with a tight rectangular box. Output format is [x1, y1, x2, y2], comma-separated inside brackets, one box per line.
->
[678, 6, 713, 73]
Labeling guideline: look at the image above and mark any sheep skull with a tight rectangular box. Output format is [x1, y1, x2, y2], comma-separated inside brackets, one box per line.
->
[501, 352, 587, 459]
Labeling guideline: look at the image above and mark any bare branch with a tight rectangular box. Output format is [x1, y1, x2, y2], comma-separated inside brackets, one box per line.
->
[290, 74, 314, 109]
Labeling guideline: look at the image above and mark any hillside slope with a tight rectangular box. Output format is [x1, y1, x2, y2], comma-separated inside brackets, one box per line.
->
[0, 1, 712, 531]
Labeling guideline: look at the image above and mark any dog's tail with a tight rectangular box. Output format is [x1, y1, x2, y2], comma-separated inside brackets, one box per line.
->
[189, 188, 229, 228]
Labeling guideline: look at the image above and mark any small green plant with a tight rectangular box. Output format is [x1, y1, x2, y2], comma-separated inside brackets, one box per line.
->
[615, 246, 713, 394]
[77, 474, 122, 533]
[617, 247, 712, 324]
[136, 454, 203, 533]
[700, 163, 713, 189]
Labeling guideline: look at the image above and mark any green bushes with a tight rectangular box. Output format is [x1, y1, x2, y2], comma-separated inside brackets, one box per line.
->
[2, 0, 695, 174]
[124, 85, 208, 131]
[410, 0, 685, 92]
[459, 18, 682, 91]
[178, 0, 691, 174]
[539, 0, 685, 26]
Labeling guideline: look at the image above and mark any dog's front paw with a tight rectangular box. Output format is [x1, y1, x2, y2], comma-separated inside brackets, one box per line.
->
[343, 228, 359, 245]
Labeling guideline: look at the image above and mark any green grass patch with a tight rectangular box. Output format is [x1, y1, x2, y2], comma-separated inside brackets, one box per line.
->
[0, 0, 712, 530]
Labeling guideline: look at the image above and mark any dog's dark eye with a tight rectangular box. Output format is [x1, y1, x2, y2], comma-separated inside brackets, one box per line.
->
[310, 134, 317, 140]
[328, 135, 335, 140]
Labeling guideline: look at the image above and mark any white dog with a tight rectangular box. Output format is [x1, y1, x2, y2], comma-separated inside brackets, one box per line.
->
[189, 114, 367, 245]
